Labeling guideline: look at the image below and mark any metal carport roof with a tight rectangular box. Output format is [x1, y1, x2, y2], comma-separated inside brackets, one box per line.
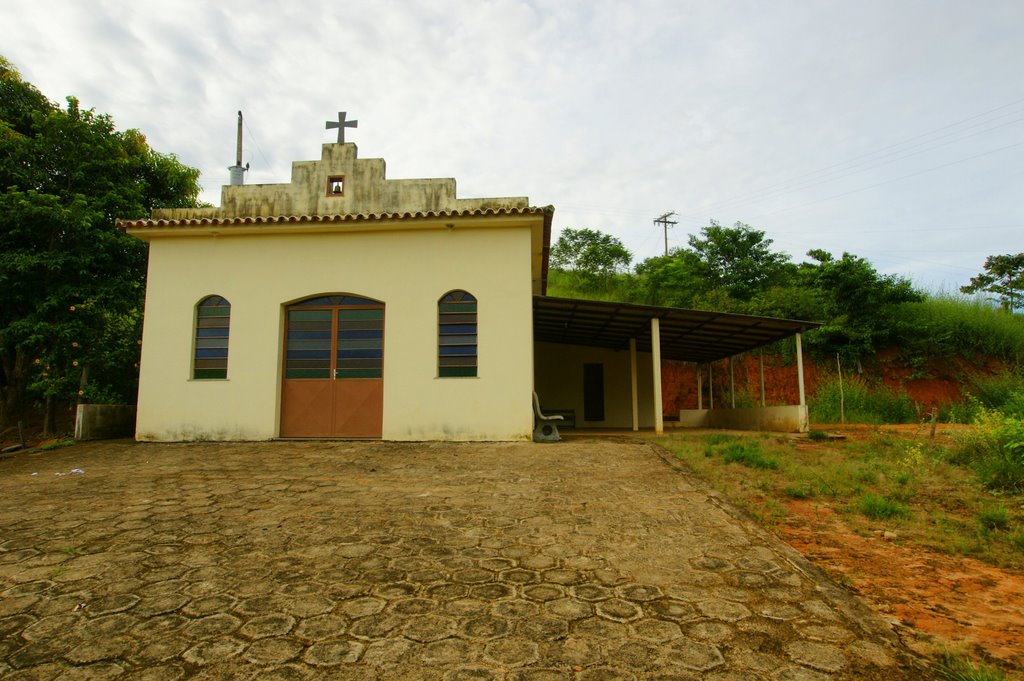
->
[533, 295, 821, 363]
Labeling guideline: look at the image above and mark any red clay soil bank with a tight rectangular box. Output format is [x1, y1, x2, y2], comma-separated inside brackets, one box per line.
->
[660, 349, 1007, 416]
[779, 498, 1024, 669]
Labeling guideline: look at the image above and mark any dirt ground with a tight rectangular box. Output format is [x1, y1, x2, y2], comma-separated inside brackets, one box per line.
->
[0, 437, 924, 679]
[781, 424, 1024, 671]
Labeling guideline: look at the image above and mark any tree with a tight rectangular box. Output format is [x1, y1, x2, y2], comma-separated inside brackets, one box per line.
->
[802, 249, 921, 361]
[960, 253, 1024, 313]
[686, 221, 791, 301]
[0, 57, 201, 431]
[549, 228, 632, 292]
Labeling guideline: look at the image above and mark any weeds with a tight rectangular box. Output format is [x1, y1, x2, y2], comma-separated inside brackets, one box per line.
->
[809, 376, 916, 424]
[977, 505, 1010, 532]
[706, 437, 779, 470]
[933, 650, 1009, 681]
[857, 493, 911, 520]
[952, 410, 1024, 492]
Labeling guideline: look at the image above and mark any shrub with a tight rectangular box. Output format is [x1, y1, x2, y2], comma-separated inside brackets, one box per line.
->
[952, 410, 1024, 492]
[856, 493, 910, 520]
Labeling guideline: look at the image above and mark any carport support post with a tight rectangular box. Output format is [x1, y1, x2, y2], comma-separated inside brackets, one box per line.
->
[652, 317, 664, 434]
[796, 332, 806, 409]
[759, 350, 766, 407]
[697, 364, 703, 410]
[730, 356, 735, 409]
[630, 337, 639, 431]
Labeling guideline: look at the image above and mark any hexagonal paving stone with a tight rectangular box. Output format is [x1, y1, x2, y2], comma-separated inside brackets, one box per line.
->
[66, 636, 131, 664]
[402, 614, 458, 642]
[648, 598, 698, 622]
[243, 636, 304, 664]
[135, 635, 190, 663]
[184, 613, 242, 640]
[523, 585, 563, 602]
[470, 584, 515, 600]
[239, 613, 297, 639]
[181, 636, 245, 666]
[427, 583, 469, 600]
[795, 623, 855, 643]
[303, 639, 365, 666]
[374, 582, 418, 600]
[444, 666, 504, 680]
[391, 597, 437, 615]
[478, 558, 515, 571]
[544, 597, 593, 620]
[348, 613, 404, 640]
[337, 596, 387, 618]
[21, 614, 75, 642]
[632, 618, 683, 643]
[595, 598, 643, 623]
[493, 599, 540, 619]
[358, 637, 413, 667]
[696, 599, 751, 622]
[540, 569, 581, 585]
[571, 584, 612, 602]
[460, 615, 510, 639]
[80, 613, 138, 638]
[285, 594, 334, 618]
[758, 603, 803, 621]
[516, 615, 568, 641]
[182, 594, 235, 617]
[85, 593, 140, 615]
[421, 638, 474, 666]
[664, 636, 726, 671]
[784, 641, 847, 673]
[483, 637, 539, 667]
[452, 568, 493, 585]
[294, 613, 348, 641]
[687, 620, 736, 644]
[616, 583, 663, 602]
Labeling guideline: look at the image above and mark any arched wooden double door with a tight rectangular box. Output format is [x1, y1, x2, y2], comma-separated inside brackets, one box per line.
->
[280, 295, 384, 438]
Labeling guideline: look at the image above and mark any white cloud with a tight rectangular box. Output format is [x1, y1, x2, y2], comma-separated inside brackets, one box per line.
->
[2, 0, 1022, 290]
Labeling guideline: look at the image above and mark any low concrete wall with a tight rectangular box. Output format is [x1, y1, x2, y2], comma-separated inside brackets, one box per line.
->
[677, 405, 808, 433]
[75, 404, 137, 441]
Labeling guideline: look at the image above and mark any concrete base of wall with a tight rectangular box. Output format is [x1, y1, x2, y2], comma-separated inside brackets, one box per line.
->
[677, 405, 809, 433]
[75, 404, 137, 441]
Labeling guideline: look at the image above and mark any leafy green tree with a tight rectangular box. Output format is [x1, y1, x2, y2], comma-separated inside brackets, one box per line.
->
[802, 249, 921, 361]
[549, 228, 632, 292]
[0, 57, 201, 431]
[961, 253, 1024, 313]
[687, 221, 792, 301]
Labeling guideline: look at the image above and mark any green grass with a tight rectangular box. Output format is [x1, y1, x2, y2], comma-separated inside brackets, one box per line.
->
[648, 431, 1024, 571]
[934, 650, 1011, 681]
[977, 505, 1010, 531]
[856, 493, 910, 520]
[898, 294, 1024, 366]
[808, 375, 916, 424]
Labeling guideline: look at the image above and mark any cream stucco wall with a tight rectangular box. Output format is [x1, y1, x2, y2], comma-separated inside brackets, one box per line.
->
[533, 341, 657, 429]
[135, 224, 536, 441]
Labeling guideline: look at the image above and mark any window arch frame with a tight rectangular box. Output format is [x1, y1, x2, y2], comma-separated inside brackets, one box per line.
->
[438, 290, 478, 378]
[192, 295, 231, 380]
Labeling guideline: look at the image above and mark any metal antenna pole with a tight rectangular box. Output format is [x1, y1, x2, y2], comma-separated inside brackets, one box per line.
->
[653, 212, 678, 256]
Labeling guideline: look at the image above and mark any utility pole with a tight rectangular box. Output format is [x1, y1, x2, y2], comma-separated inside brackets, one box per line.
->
[653, 212, 677, 256]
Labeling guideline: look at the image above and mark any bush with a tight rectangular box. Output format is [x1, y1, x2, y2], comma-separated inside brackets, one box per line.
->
[934, 650, 1009, 681]
[898, 295, 1024, 366]
[952, 410, 1024, 493]
[809, 376, 916, 424]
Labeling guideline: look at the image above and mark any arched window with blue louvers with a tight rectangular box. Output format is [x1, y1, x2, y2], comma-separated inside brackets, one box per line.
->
[193, 296, 230, 379]
[438, 290, 477, 377]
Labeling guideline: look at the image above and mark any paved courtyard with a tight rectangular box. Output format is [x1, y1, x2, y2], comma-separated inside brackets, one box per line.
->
[0, 438, 926, 680]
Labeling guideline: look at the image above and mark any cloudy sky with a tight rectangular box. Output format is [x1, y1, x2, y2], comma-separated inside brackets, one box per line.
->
[3, 0, 1022, 291]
